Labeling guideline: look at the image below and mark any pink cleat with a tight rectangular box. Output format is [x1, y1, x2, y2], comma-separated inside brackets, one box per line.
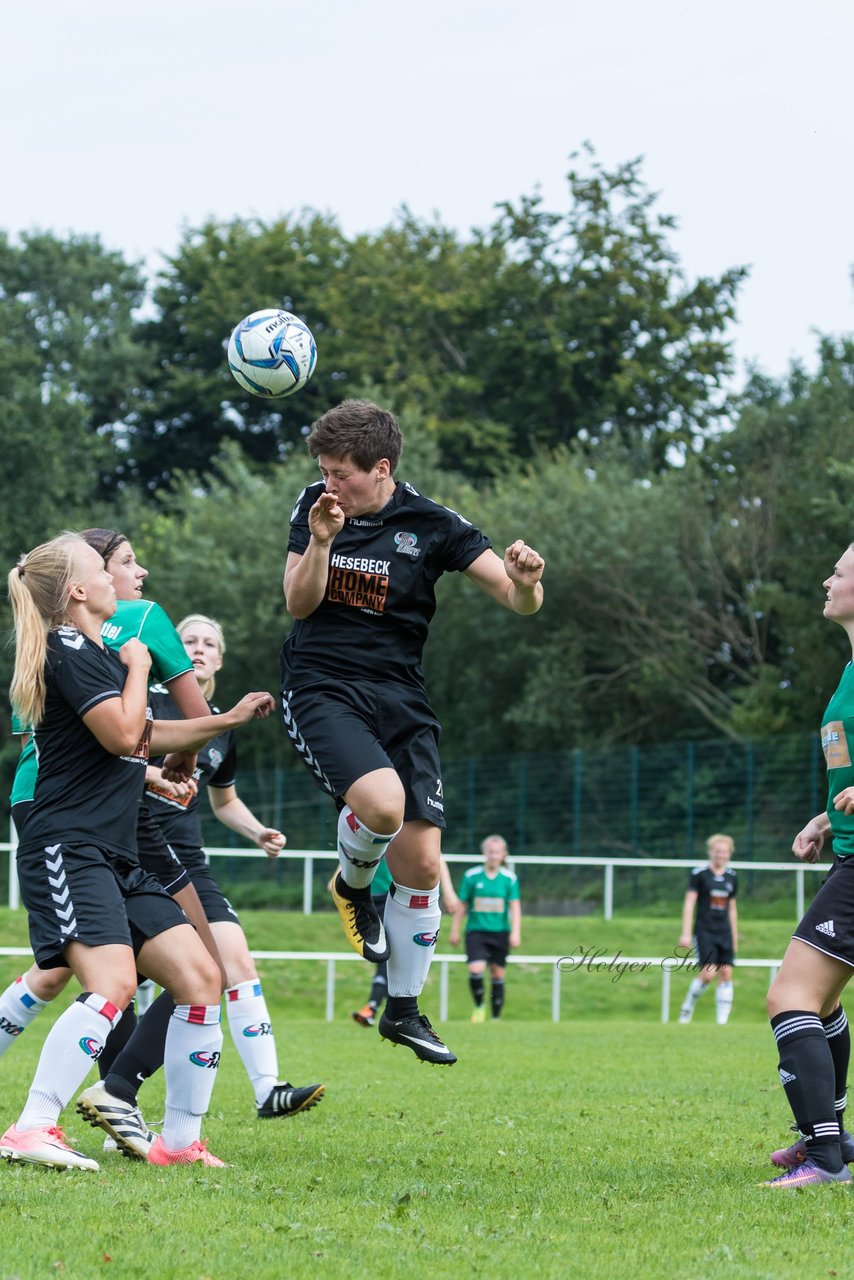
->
[760, 1158, 852, 1188]
[0, 1123, 99, 1171]
[147, 1135, 226, 1168]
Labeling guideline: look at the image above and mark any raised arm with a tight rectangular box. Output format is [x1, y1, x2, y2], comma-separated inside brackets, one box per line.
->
[208, 784, 286, 858]
[151, 692, 274, 754]
[283, 492, 345, 618]
[463, 543, 544, 615]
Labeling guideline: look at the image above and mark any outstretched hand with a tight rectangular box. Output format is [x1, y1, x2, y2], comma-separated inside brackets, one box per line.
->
[309, 492, 345, 544]
[229, 692, 276, 725]
[504, 540, 545, 588]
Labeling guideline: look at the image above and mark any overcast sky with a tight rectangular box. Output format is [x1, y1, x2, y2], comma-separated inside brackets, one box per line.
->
[3, 0, 852, 384]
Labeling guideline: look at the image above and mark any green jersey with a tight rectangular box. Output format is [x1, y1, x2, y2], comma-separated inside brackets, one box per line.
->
[10, 599, 192, 806]
[822, 662, 854, 858]
[459, 864, 519, 932]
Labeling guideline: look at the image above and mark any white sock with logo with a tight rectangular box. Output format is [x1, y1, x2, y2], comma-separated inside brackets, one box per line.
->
[384, 882, 441, 997]
[0, 974, 49, 1059]
[225, 980, 279, 1107]
[162, 1004, 223, 1151]
[18, 993, 122, 1130]
[337, 807, 400, 890]
[685, 978, 709, 1008]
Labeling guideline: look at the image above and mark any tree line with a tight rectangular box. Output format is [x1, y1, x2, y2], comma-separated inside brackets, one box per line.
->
[0, 148, 852, 790]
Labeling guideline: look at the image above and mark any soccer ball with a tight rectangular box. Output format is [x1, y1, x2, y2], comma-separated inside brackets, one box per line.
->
[227, 308, 317, 399]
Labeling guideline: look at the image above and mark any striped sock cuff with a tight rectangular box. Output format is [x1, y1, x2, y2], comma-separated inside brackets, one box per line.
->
[823, 1007, 849, 1039]
[14, 975, 46, 1011]
[808, 1120, 841, 1141]
[75, 991, 122, 1029]
[174, 1003, 222, 1026]
[226, 981, 263, 1002]
[771, 1011, 825, 1045]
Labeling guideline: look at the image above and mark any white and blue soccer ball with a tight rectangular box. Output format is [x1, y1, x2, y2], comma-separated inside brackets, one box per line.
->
[227, 308, 318, 398]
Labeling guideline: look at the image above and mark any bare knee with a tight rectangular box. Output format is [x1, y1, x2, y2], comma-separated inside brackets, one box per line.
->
[25, 964, 72, 1003]
[171, 951, 222, 1006]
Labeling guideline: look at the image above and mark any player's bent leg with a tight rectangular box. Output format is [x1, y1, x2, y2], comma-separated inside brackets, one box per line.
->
[136, 925, 225, 1165]
[3, 946, 135, 1173]
[0, 966, 65, 1058]
[328, 770, 405, 962]
[211, 921, 326, 1119]
[378, 822, 455, 1066]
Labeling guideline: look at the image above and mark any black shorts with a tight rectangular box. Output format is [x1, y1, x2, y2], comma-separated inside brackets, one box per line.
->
[136, 803, 191, 895]
[171, 844, 240, 925]
[693, 928, 734, 968]
[281, 679, 446, 827]
[465, 929, 510, 968]
[794, 856, 854, 967]
[16, 840, 187, 969]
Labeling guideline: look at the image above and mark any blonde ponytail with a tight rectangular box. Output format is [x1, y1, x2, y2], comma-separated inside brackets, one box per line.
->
[8, 534, 83, 725]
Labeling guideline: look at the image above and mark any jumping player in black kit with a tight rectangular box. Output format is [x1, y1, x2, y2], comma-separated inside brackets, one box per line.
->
[678, 833, 738, 1025]
[280, 400, 545, 1065]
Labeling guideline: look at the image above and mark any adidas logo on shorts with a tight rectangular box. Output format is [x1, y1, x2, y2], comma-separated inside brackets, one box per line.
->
[816, 920, 837, 939]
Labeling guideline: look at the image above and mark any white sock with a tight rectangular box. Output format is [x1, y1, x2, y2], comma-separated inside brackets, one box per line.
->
[162, 1004, 223, 1151]
[715, 981, 734, 1024]
[0, 974, 49, 1059]
[18, 992, 122, 1130]
[337, 806, 400, 890]
[384, 882, 441, 997]
[225, 980, 279, 1107]
[683, 978, 709, 1009]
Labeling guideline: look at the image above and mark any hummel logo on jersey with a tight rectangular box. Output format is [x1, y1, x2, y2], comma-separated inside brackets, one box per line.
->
[779, 1068, 797, 1084]
[816, 920, 837, 938]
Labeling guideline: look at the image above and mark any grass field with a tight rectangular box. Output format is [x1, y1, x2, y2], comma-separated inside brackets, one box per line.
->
[1, 907, 853, 1280]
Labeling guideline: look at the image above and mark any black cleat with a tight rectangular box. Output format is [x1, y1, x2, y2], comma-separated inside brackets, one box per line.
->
[378, 1010, 457, 1065]
[328, 873, 390, 963]
[257, 1081, 325, 1119]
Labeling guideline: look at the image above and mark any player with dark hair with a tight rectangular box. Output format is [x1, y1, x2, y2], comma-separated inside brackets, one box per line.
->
[449, 834, 521, 1021]
[761, 544, 854, 1187]
[677, 833, 738, 1025]
[77, 612, 324, 1149]
[281, 399, 544, 1065]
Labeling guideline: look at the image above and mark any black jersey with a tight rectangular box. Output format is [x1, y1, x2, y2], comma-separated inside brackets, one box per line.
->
[143, 684, 236, 847]
[281, 480, 491, 689]
[689, 865, 737, 931]
[18, 627, 151, 858]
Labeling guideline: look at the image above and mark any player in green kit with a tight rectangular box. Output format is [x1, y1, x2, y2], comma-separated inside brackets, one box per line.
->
[762, 544, 854, 1187]
[449, 834, 520, 1022]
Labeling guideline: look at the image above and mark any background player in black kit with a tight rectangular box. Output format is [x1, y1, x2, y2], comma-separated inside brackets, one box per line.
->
[678, 833, 738, 1025]
[280, 400, 545, 1065]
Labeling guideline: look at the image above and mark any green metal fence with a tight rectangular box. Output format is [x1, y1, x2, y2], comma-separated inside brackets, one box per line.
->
[195, 731, 824, 911]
